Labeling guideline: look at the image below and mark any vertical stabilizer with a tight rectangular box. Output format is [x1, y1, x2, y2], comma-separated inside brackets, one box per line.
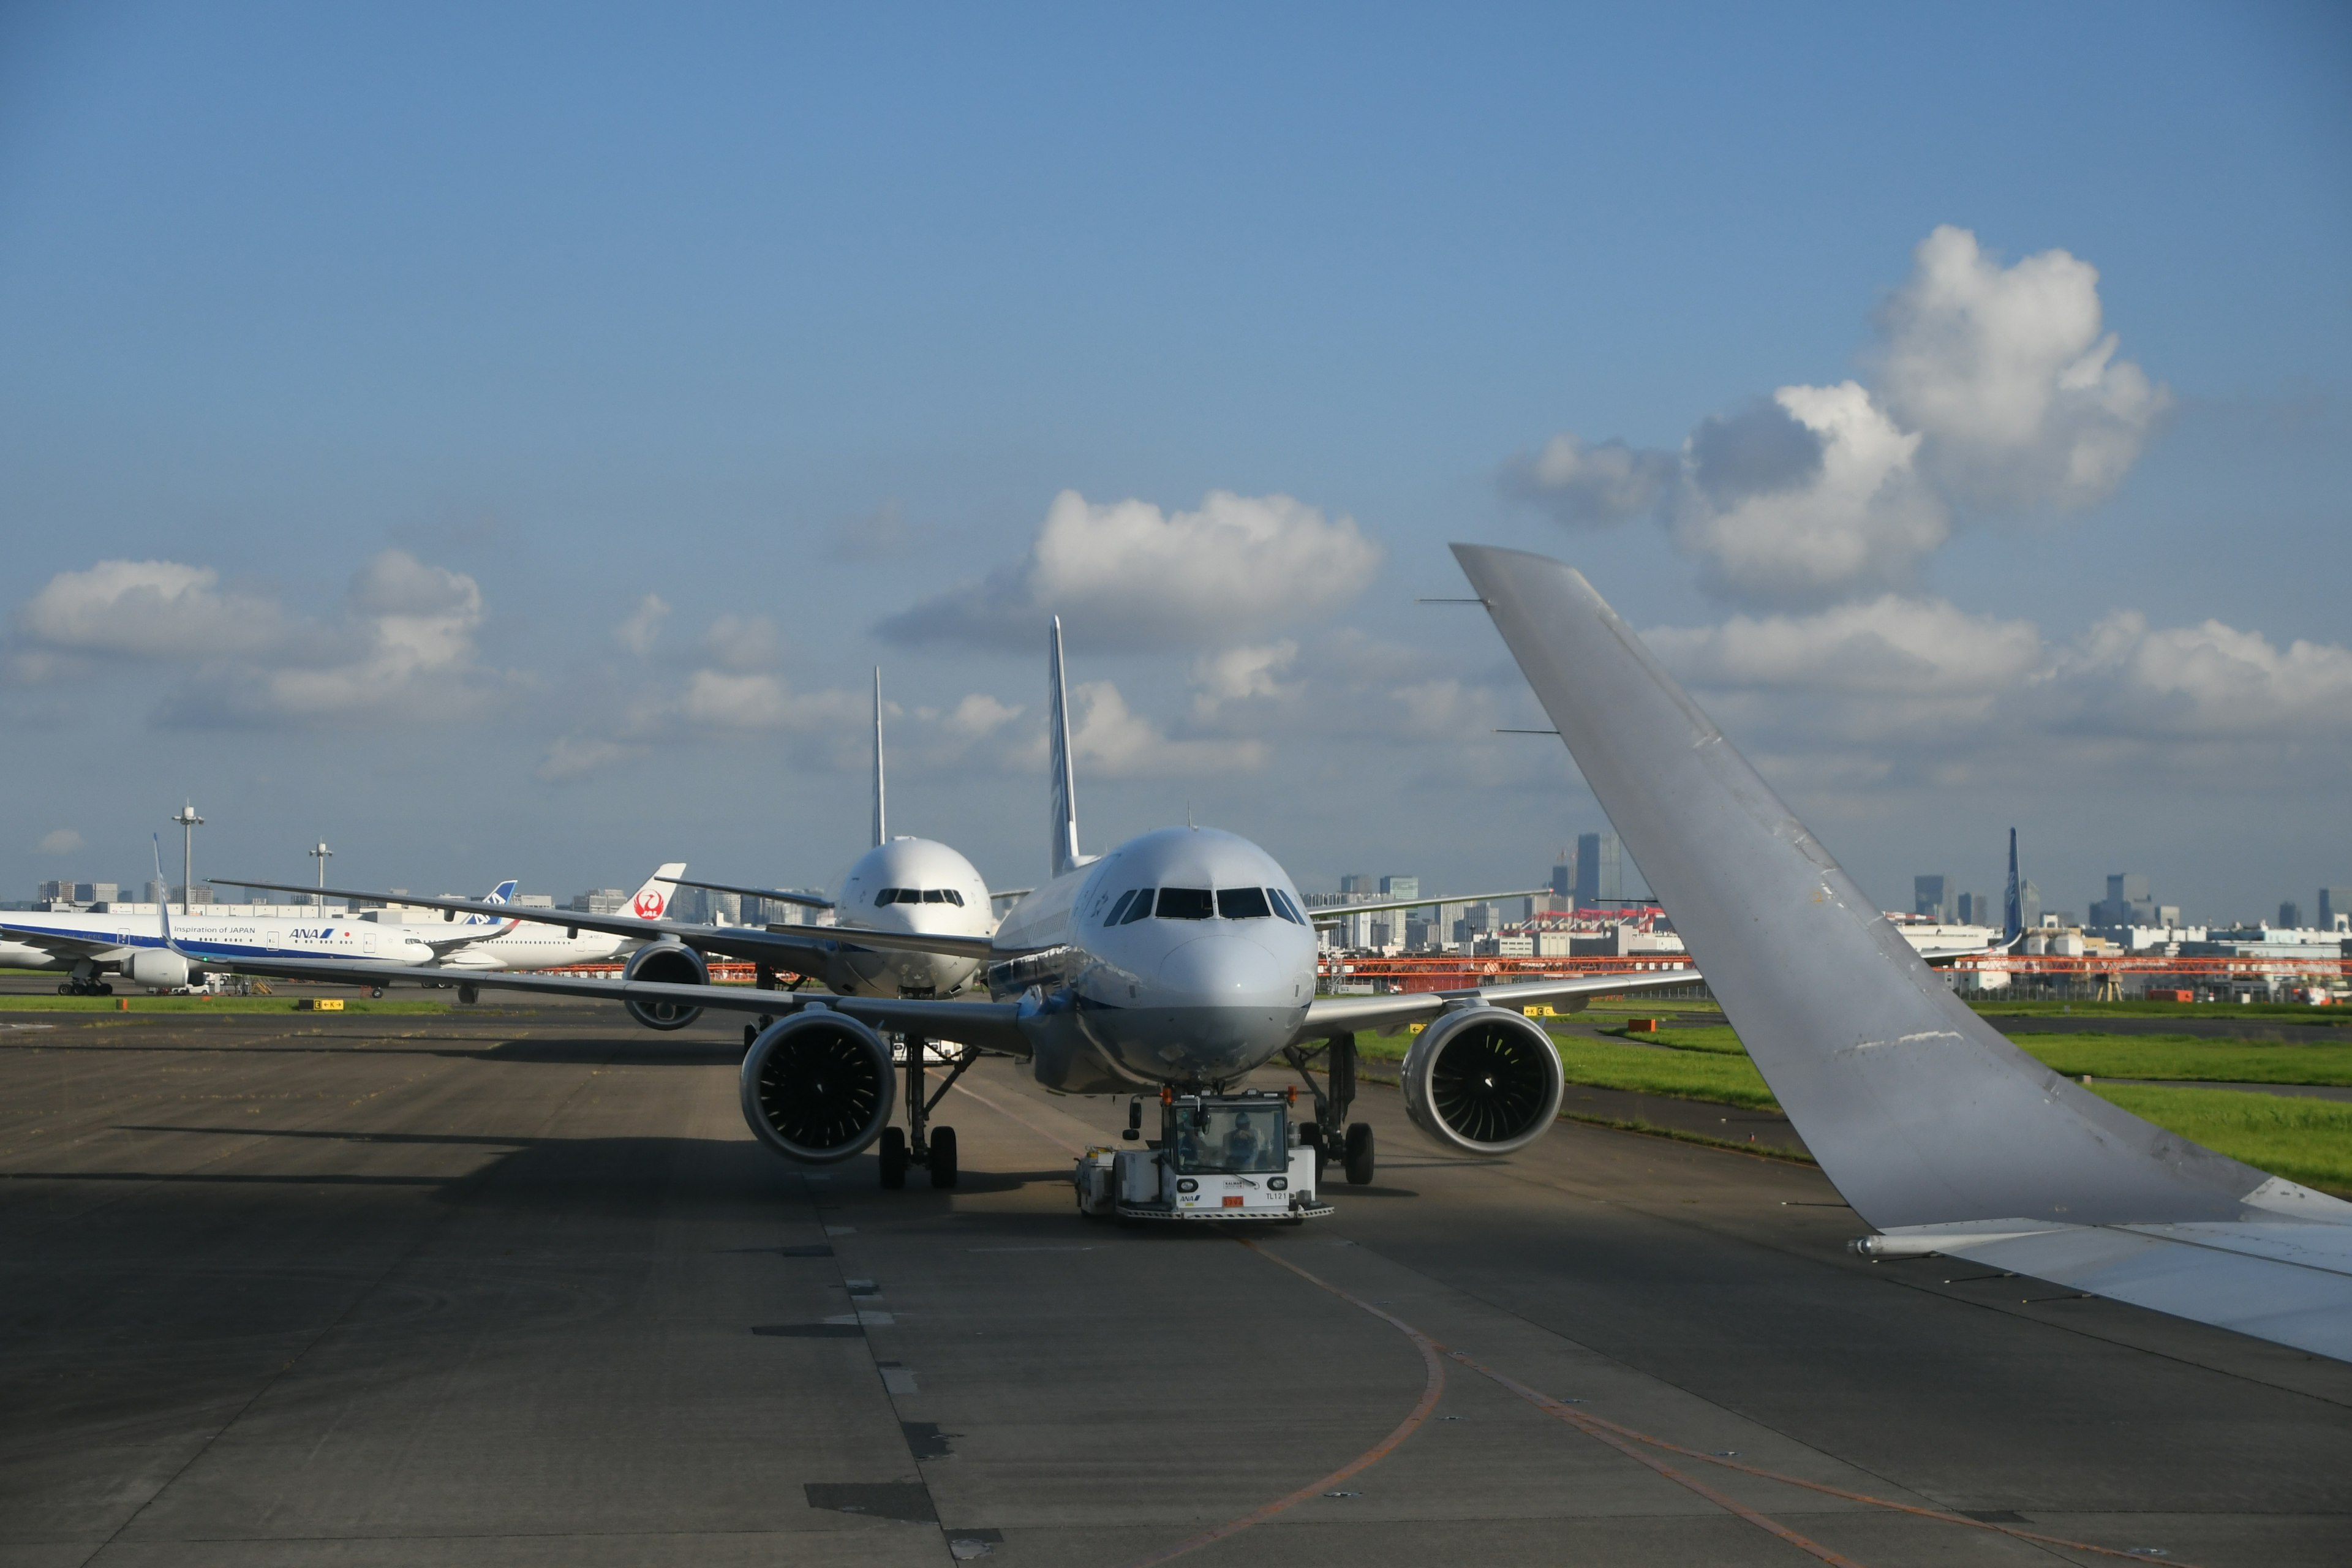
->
[872, 668, 887, 849]
[2003, 828, 2022, 943]
[1047, 617, 1081, 878]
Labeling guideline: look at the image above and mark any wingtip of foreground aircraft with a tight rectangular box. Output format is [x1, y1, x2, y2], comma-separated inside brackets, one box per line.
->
[1452, 542, 2352, 1363]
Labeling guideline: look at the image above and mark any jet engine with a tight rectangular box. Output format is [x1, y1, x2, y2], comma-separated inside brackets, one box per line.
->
[738, 1009, 896, 1164]
[623, 940, 707, 1030]
[1400, 1006, 1564, 1156]
[123, 949, 195, 991]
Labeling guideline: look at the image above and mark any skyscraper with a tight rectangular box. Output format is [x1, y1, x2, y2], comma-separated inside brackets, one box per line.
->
[2279, 902, 2303, 930]
[1913, 875, 1950, 922]
[1574, 832, 1620, 906]
[2321, 887, 2351, 932]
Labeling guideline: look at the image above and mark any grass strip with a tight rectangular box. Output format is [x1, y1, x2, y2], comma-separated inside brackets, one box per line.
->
[1358, 1028, 1780, 1109]
[2008, 1033, 2352, 1087]
[0, 995, 451, 1015]
[1975, 1000, 2349, 1023]
[2084, 1083, 2352, 1197]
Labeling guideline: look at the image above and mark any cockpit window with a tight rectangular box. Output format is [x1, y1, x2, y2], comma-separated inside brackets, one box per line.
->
[1216, 887, 1272, 920]
[1268, 888, 1305, 924]
[875, 888, 900, 906]
[921, 889, 944, 903]
[1155, 888, 1215, 920]
[1118, 890, 1155, 924]
[1104, 889, 1138, 925]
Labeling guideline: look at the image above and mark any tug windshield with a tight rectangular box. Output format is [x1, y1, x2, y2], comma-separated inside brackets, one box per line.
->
[1169, 1105, 1287, 1174]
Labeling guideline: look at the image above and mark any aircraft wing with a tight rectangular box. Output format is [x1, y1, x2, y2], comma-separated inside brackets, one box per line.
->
[1455, 543, 2352, 1363]
[216, 877, 1005, 966]
[1302, 968, 1703, 1035]
[0, 921, 135, 963]
[205, 952, 1032, 1055]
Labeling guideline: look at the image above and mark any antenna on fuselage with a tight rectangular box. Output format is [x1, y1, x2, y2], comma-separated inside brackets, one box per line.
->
[872, 667, 886, 850]
[1047, 616, 1081, 879]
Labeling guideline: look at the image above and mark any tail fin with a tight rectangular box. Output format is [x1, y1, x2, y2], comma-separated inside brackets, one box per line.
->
[1047, 616, 1081, 879]
[484, 879, 518, 906]
[872, 668, 886, 849]
[628, 863, 686, 922]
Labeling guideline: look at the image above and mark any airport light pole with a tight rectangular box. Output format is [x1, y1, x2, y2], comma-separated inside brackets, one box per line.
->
[170, 802, 203, 914]
[309, 842, 332, 911]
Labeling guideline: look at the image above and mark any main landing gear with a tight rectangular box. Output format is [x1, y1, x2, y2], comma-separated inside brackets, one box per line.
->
[880, 1033, 974, 1191]
[1284, 1031, 1378, 1187]
[56, 979, 115, 997]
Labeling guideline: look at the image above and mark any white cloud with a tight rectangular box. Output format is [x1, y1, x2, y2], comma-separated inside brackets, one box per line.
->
[8, 550, 517, 726]
[1063, 680, 1267, 777]
[679, 670, 863, 732]
[877, 489, 1385, 651]
[616, 594, 670, 657]
[1507, 225, 2169, 606]
[942, 692, 1023, 739]
[537, 734, 646, 782]
[701, 614, 782, 673]
[1190, 641, 1300, 718]
[2050, 613, 2352, 739]
[1877, 225, 2168, 509]
[1645, 596, 2044, 696]
[15, 560, 283, 657]
[36, 827, 82, 854]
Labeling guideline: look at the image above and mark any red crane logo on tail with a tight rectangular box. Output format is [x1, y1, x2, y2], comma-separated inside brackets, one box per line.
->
[633, 889, 665, 919]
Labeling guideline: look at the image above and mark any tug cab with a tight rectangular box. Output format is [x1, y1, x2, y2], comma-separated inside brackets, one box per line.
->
[1074, 1089, 1333, 1223]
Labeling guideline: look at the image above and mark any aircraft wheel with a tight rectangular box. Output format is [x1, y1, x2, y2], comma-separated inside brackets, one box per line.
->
[879, 1127, 908, 1189]
[1344, 1123, 1376, 1186]
[369, 986, 385, 999]
[743, 1022, 758, 1050]
[99, 984, 114, 996]
[929, 1126, 959, 1189]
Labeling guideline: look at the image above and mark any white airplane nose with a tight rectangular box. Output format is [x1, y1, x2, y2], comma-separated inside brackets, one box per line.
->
[1156, 934, 1283, 1003]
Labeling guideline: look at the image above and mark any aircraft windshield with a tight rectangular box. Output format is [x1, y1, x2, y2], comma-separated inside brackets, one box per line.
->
[1215, 887, 1270, 919]
[1155, 888, 1215, 920]
[1170, 1106, 1287, 1174]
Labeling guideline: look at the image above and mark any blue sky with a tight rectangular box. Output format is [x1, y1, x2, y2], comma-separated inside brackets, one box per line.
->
[3, 2, 2348, 922]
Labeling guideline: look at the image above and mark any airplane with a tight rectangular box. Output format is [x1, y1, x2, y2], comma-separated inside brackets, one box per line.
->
[429, 864, 689, 974]
[224, 670, 1002, 1039]
[200, 623, 1708, 1199]
[1450, 542, 2351, 1363]
[0, 876, 526, 995]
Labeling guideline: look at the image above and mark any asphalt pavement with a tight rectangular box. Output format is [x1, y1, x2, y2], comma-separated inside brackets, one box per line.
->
[2, 995, 2345, 1566]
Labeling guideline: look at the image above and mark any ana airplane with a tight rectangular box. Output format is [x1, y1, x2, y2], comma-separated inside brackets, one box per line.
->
[0, 878, 524, 995]
[204, 625, 1703, 1199]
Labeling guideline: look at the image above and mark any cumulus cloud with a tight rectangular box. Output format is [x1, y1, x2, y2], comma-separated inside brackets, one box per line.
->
[16, 560, 284, 658]
[36, 827, 83, 854]
[1507, 225, 2169, 606]
[616, 594, 670, 656]
[876, 489, 1385, 651]
[2049, 614, 2352, 740]
[1189, 641, 1301, 719]
[1061, 680, 1267, 777]
[1499, 434, 1678, 526]
[1646, 597, 2044, 696]
[1876, 225, 2169, 509]
[7, 550, 517, 725]
[701, 614, 782, 673]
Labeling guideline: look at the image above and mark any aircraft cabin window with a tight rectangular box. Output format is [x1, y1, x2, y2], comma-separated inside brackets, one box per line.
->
[1155, 888, 1215, 921]
[1118, 890, 1155, 924]
[1104, 890, 1138, 925]
[1216, 887, 1272, 920]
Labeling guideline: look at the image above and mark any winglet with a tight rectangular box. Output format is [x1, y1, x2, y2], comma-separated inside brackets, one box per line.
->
[1452, 543, 2274, 1232]
[1047, 616, 1082, 879]
[872, 668, 887, 850]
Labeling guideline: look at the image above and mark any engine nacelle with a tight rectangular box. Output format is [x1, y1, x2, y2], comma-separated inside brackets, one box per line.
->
[623, 940, 707, 1030]
[1400, 1005, 1565, 1157]
[739, 1009, 896, 1164]
[123, 949, 194, 991]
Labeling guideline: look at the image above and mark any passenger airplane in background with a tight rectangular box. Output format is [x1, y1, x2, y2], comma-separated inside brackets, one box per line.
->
[0, 877, 524, 994]
[210, 629, 1697, 1191]
[440, 864, 688, 973]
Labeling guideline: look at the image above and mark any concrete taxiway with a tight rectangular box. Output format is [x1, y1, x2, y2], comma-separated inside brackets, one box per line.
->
[2, 993, 2346, 1566]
